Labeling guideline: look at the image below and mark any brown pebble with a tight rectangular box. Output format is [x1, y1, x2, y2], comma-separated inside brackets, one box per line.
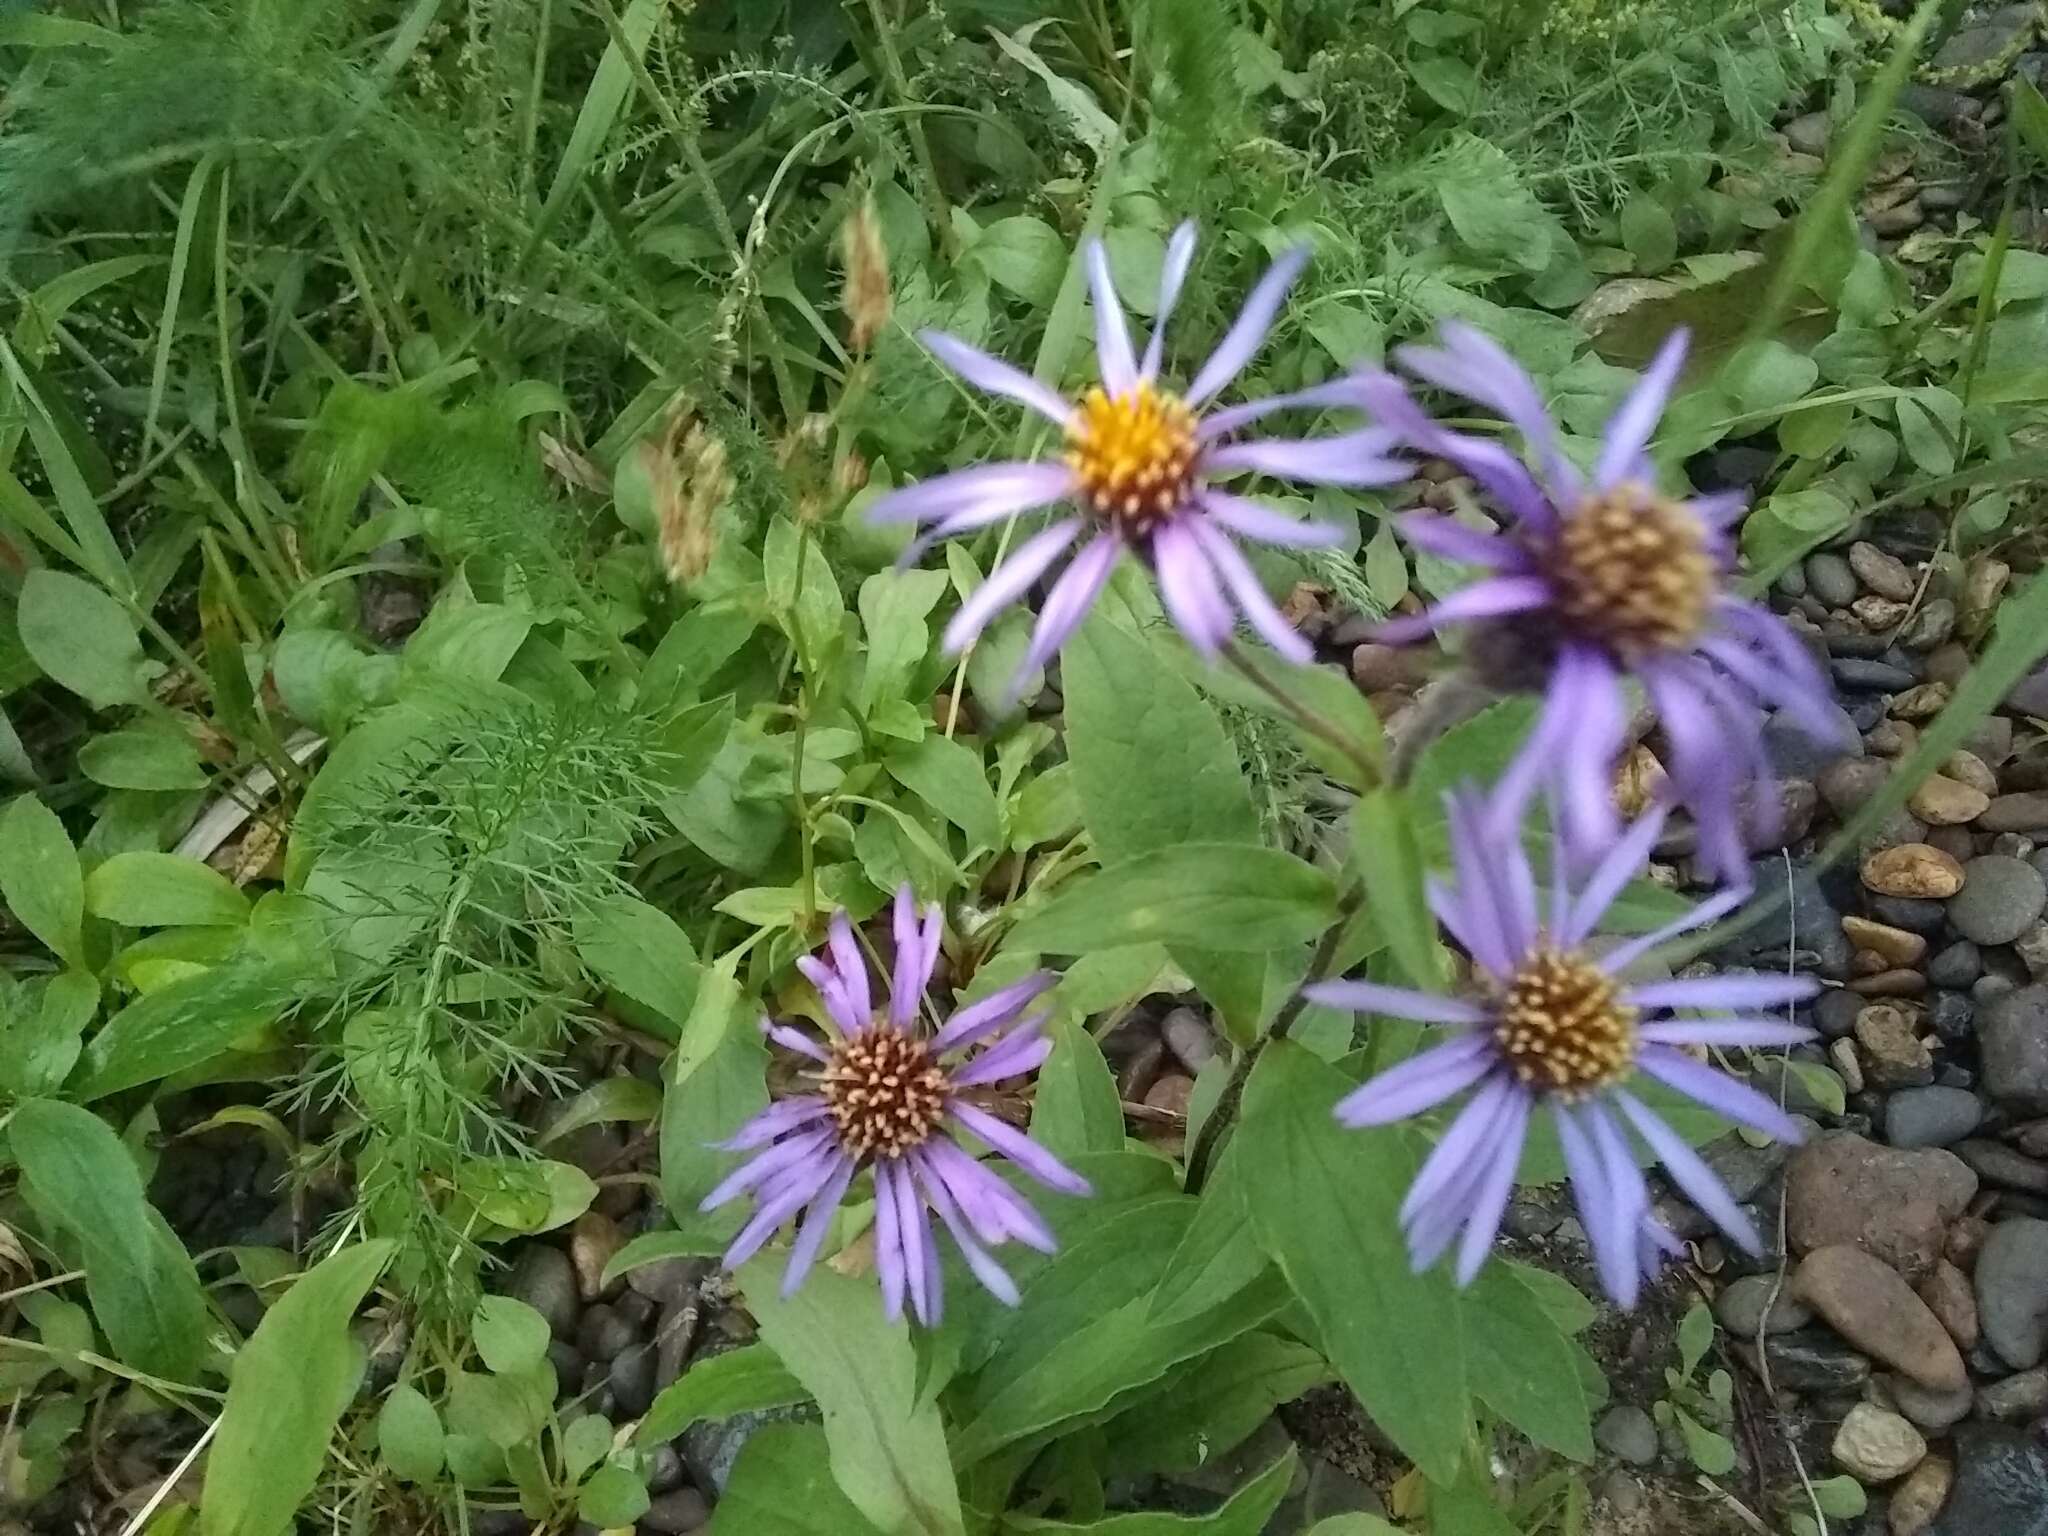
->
[1915, 1259, 1978, 1351]
[1791, 1245, 1969, 1392]
[1977, 791, 2048, 834]
[1891, 683, 1952, 720]
[1924, 642, 1971, 685]
[1867, 719, 1919, 757]
[1888, 1454, 1952, 1536]
[1944, 1215, 1990, 1268]
[1144, 1073, 1193, 1117]
[1860, 844, 1965, 899]
[1961, 555, 2009, 635]
[1855, 594, 1911, 629]
[1854, 1003, 1934, 1086]
[1851, 540, 1917, 601]
[1842, 916, 1928, 967]
[569, 1211, 626, 1302]
[1907, 774, 1990, 826]
[1943, 749, 1997, 796]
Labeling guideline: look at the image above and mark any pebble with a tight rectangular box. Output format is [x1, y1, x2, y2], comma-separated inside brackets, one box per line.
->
[608, 1342, 657, 1416]
[1902, 599, 1957, 651]
[1962, 556, 2011, 635]
[508, 1246, 581, 1339]
[1967, 715, 2015, 769]
[1892, 683, 1952, 720]
[1850, 542, 1917, 601]
[1945, 857, 2047, 945]
[1924, 823, 1977, 864]
[1926, 940, 1983, 989]
[1765, 702, 1865, 778]
[1929, 993, 1974, 1044]
[1917, 1260, 1979, 1352]
[1815, 990, 1865, 1039]
[1836, 657, 1917, 691]
[1752, 1332, 1872, 1393]
[1714, 1274, 1814, 1337]
[627, 1257, 706, 1309]
[1809, 551, 1860, 606]
[1944, 749, 1998, 797]
[1869, 896, 1947, 935]
[1854, 1005, 1934, 1088]
[1909, 775, 1991, 826]
[2006, 663, 2048, 719]
[1890, 1454, 1952, 1536]
[1787, 1133, 1979, 1279]
[1977, 1365, 2048, 1421]
[1831, 1402, 1926, 1483]
[1954, 1140, 2048, 1194]
[1833, 1037, 1867, 1093]
[1792, 1246, 1969, 1392]
[569, 1211, 625, 1302]
[1843, 917, 1928, 967]
[1862, 845, 1966, 899]
[1980, 987, 2048, 1113]
[2016, 922, 2048, 980]
[1978, 792, 2048, 834]
[1854, 593, 1913, 628]
[1887, 1374, 1974, 1433]
[1818, 759, 1889, 818]
[1702, 1125, 1807, 1203]
[1973, 1217, 2048, 1370]
[1884, 1087, 1983, 1149]
[1594, 1404, 1658, 1466]
[1159, 1007, 1218, 1073]
[640, 1488, 711, 1533]
[1929, 1423, 2048, 1536]
[1868, 719, 1919, 757]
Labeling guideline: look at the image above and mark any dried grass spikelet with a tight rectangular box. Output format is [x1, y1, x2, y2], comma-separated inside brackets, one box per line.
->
[646, 412, 730, 586]
[841, 191, 892, 353]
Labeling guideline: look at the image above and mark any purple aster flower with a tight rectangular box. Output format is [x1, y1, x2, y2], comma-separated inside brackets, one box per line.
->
[703, 886, 1090, 1323]
[1364, 323, 1846, 881]
[868, 222, 1406, 678]
[1303, 781, 1818, 1308]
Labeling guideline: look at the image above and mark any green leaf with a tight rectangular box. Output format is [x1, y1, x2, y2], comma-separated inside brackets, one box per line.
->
[377, 1384, 445, 1483]
[859, 568, 950, 717]
[1351, 789, 1441, 989]
[1409, 55, 1481, 116]
[574, 892, 701, 1029]
[1146, 1146, 1266, 1329]
[1100, 1336, 1330, 1474]
[741, 1259, 965, 1536]
[538, 1076, 664, 1147]
[77, 729, 208, 791]
[1619, 194, 1677, 274]
[1808, 1475, 1868, 1519]
[0, 794, 83, 966]
[885, 734, 1002, 851]
[1239, 1044, 1469, 1483]
[706, 1424, 883, 1536]
[999, 1449, 1296, 1533]
[973, 215, 1068, 305]
[1677, 1298, 1716, 1377]
[403, 600, 533, 686]
[1008, 845, 1336, 954]
[1674, 1406, 1735, 1475]
[636, 1341, 809, 1446]
[15, 569, 150, 710]
[1, 970, 94, 1097]
[472, 1296, 551, 1376]
[86, 852, 250, 928]
[77, 959, 312, 1100]
[1897, 385, 1962, 476]
[2015, 74, 2048, 168]
[561, 1413, 612, 1483]
[1462, 1264, 1594, 1460]
[11, 1100, 214, 1384]
[659, 968, 769, 1240]
[1720, 338, 1819, 414]
[1030, 1018, 1125, 1158]
[202, 1241, 397, 1536]
[1304, 1520, 1402, 1536]
[579, 1463, 652, 1527]
[764, 517, 845, 657]
[1435, 134, 1549, 269]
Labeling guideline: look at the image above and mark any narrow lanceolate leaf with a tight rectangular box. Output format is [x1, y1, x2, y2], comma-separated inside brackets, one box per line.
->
[10, 1100, 214, 1384]
[635, 1342, 808, 1448]
[1008, 845, 1336, 954]
[1029, 1018, 1126, 1158]
[201, 1240, 397, 1536]
[0, 793, 83, 966]
[740, 1259, 965, 1536]
[1351, 788, 1443, 989]
[1238, 1044, 1470, 1484]
[998, 1448, 1297, 1534]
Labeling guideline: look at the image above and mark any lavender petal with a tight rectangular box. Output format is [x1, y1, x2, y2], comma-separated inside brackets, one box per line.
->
[1397, 323, 1581, 504]
[700, 1126, 838, 1211]
[1301, 979, 1489, 1024]
[1187, 245, 1311, 406]
[1152, 519, 1235, 654]
[780, 1155, 857, 1296]
[1634, 1046, 1807, 1143]
[1626, 974, 1821, 1011]
[941, 518, 1082, 653]
[1399, 1074, 1519, 1224]
[949, 1012, 1054, 1087]
[1565, 801, 1673, 946]
[1198, 377, 1378, 441]
[933, 973, 1058, 1052]
[1593, 328, 1688, 490]
[797, 956, 867, 1037]
[913, 1151, 1021, 1306]
[718, 1095, 831, 1151]
[867, 460, 1075, 527]
[950, 1101, 1092, 1195]
[1596, 884, 1748, 977]
[1454, 1088, 1532, 1285]
[1554, 1103, 1633, 1306]
[1189, 519, 1313, 663]
[1615, 1090, 1762, 1254]
[1086, 239, 1139, 396]
[1638, 1019, 1816, 1049]
[763, 1021, 830, 1063]
[1374, 574, 1553, 642]
[1142, 221, 1199, 380]
[1394, 512, 1526, 571]
[1204, 428, 1408, 487]
[1333, 1034, 1497, 1127]
[1197, 489, 1344, 548]
[827, 912, 872, 1025]
[922, 332, 1076, 426]
[719, 1153, 840, 1272]
[1020, 533, 1121, 678]
[874, 1161, 907, 1320]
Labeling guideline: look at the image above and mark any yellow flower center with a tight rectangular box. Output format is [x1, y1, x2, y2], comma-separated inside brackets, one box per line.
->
[821, 1028, 951, 1161]
[1494, 947, 1638, 1097]
[1064, 382, 1200, 536]
[1549, 483, 1716, 657]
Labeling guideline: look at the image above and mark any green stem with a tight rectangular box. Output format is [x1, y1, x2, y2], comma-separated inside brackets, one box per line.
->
[860, 0, 952, 252]
[1219, 642, 1382, 791]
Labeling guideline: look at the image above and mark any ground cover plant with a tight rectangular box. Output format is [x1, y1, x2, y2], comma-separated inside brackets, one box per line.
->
[7, 0, 2048, 1533]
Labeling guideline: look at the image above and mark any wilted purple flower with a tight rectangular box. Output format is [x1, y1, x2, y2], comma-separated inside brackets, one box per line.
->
[1303, 782, 1817, 1307]
[704, 887, 1089, 1323]
[1366, 324, 1844, 880]
[868, 222, 1405, 679]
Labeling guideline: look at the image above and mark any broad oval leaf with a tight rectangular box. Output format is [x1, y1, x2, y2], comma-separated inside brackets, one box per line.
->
[86, 851, 250, 929]
[1008, 845, 1336, 954]
[16, 568, 151, 710]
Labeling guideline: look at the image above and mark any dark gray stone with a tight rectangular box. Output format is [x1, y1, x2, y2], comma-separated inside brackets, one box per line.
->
[643, 1443, 686, 1494]
[1870, 896, 1947, 934]
[1833, 658, 1917, 691]
[1819, 757, 1890, 817]
[1702, 1126, 1806, 1204]
[1889, 1373, 1974, 1432]
[1981, 986, 2048, 1113]
[627, 1256, 709, 1309]
[1715, 1274, 1814, 1337]
[1975, 1217, 2048, 1370]
[1764, 702, 1865, 779]
[1928, 940, 1984, 989]
[1711, 860, 1855, 977]
[1754, 1332, 1872, 1393]
[680, 1404, 820, 1496]
[1884, 1087, 1984, 1149]
[1955, 1140, 2048, 1194]
[1930, 991, 1976, 1044]
[1926, 1424, 2048, 1536]
[1947, 857, 2048, 946]
[1816, 990, 1865, 1039]
[641, 1488, 710, 1534]
[1595, 1405, 1659, 1465]
[1978, 1367, 2048, 1422]
[608, 1342, 657, 1416]
[508, 1246, 580, 1339]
